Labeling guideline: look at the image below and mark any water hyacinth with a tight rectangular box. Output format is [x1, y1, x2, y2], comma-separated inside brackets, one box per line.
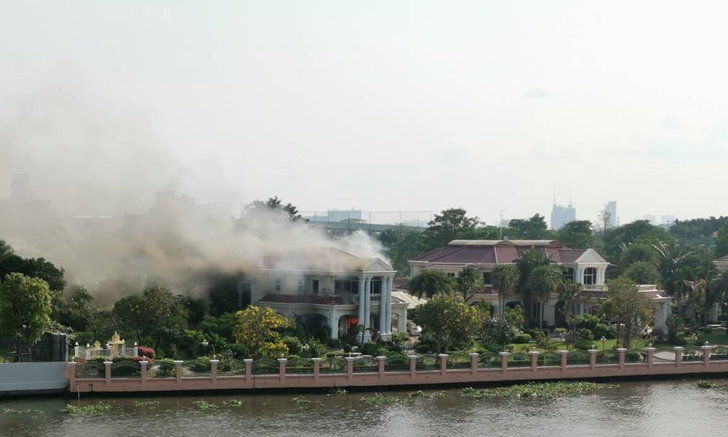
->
[193, 400, 219, 410]
[62, 403, 111, 415]
[361, 394, 400, 406]
[460, 382, 615, 400]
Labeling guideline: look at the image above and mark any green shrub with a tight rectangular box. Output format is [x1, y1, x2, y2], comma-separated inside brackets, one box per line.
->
[593, 324, 615, 340]
[302, 339, 328, 358]
[360, 342, 386, 356]
[283, 336, 303, 355]
[565, 328, 594, 350]
[156, 358, 176, 377]
[535, 331, 551, 349]
[514, 333, 532, 344]
[190, 357, 211, 373]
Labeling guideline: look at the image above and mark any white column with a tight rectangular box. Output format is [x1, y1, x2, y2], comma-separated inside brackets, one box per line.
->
[575, 267, 583, 284]
[329, 311, 338, 340]
[386, 277, 392, 334]
[379, 276, 387, 334]
[364, 276, 372, 329]
[358, 276, 366, 327]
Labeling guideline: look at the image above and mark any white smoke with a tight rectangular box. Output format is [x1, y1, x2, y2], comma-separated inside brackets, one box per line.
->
[0, 82, 388, 303]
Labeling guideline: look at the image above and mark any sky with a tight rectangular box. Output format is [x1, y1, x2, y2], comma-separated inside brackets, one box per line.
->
[1, 0, 727, 226]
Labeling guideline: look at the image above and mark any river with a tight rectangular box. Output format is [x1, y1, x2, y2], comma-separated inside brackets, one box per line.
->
[1, 378, 727, 437]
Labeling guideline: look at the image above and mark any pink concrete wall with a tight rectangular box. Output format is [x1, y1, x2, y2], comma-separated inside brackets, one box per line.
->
[68, 349, 728, 394]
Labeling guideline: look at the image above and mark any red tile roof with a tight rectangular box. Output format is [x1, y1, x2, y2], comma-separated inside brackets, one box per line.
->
[412, 241, 587, 265]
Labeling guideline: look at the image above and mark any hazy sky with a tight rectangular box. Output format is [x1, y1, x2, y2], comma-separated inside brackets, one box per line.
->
[1, 0, 727, 226]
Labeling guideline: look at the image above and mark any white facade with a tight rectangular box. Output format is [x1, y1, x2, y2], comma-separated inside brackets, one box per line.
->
[251, 248, 401, 340]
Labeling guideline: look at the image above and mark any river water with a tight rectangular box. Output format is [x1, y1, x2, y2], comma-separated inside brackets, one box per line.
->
[1, 378, 727, 437]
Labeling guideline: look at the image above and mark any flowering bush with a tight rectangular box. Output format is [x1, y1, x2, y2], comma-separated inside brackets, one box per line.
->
[138, 346, 155, 359]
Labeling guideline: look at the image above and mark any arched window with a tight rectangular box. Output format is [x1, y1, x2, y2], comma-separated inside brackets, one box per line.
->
[583, 268, 597, 285]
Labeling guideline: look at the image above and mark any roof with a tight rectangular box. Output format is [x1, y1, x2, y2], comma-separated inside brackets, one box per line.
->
[717, 254, 728, 262]
[391, 290, 427, 309]
[258, 247, 394, 273]
[412, 240, 590, 265]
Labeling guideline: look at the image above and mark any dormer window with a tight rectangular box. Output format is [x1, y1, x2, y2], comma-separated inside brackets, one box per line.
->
[274, 278, 282, 292]
[312, 279, 320, 294]
[583, 268, 597, 285]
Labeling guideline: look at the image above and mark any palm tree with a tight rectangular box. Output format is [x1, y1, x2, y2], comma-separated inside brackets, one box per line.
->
[557, 282, 585, 328]
[408, 269, 455, 299]
[492, 265, 519, 320]
[455, 265, 483, 301]
[527, 265, 563, 328]
[515, 247, 552, 325]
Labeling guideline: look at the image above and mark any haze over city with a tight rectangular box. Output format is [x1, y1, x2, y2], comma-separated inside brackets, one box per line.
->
[2, 1, 727, 225]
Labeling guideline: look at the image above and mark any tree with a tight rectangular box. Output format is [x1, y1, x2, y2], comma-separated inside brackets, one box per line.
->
[597, 208, 612, 231]
[492, 265, 519, 320]
[112, 287, 188, 350]
[602, 277, 652, 348]
[52, 285, 97, 332]
[618, 243, 660, 271]
[481, 318, 516, 352]
[455, 266, 483, 301]
[557, 220, 598, 249]
[377, 226, 423, 276]
[232, 305, 292, 358]
[623, 261, 661, 284]
[422, 208, 480, 250]
[0, 240, 65, 291]
[515, 247, 552, 324]
[0, 273, 52, 354]
[601, 220, 673, 262]
[527, 265, 563, 328]
[558, 283, 586, 328]
[412, 295, 482, 353]
[408, 269, 455, 299]
[715, 222, 728, 259]
[506, 214, 552, 239]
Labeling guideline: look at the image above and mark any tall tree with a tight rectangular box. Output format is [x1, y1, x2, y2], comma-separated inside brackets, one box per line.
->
[0, 240, 65, 291]
[515, 247, 552, 324]
[408, 269, 455, 299]
[455, 266, 483, 301]
[413, 294, 482, 353]
[492, 265, 519, 320]
[112, 287, 188, 350]
[0, 273, 52, 355]
[557, 283, 586, 328]
[526, 265, 563, 328]
[377, 226, 423, 276]
[623, 261, 661, 284]
[602, 277, 652, 348]
[422, 208, 480, 249]
[715, 222, 728, 259]
[557, 220, 597, 249]
[506, 214, 552, 239]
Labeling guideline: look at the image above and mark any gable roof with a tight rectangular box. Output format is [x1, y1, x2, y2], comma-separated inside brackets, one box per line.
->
[259, 247, 394, 273]
[411, 240, 603, 265]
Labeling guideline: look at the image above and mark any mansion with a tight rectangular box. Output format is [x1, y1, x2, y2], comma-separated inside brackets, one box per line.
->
[243, 248, 406, 340]
[408, 239, 672, 333]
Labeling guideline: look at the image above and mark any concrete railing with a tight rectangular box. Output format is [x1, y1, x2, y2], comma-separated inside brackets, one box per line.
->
[68, 346, 725, 394]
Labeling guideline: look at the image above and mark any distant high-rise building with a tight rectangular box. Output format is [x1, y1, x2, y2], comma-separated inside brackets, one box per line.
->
[604, 201, 618, 228]
[550, 203, 576, 230]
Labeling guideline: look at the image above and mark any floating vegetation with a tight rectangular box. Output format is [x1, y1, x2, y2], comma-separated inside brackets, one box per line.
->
[62, 403, 111, 415]
[222, 399, 243, 407]
[697, 380, 716, 389]
[133, 400, 160, 407]
[409, 390, 445, 399]
[329, 388, 348, 396]
[193, 400, 219, 410]
[460, 382, 615, 400]
[292, 396, 311, 405]
[360, 393, 400, 406]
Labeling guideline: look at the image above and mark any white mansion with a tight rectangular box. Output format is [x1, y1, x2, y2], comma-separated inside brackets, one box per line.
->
[244, 248, 406, 340]
[409, 239, 672, 333]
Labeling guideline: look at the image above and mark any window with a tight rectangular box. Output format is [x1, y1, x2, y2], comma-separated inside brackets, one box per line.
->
[482, 272, 492, 285]
[446, 272, 455, 278]
[371, 278, 382, 294]
[350, 277, 360, 295]
[565, 268, 575, 283]
[297, 279, 304, 293]
[583, 268, 597, 285]
[274, 278, 282, 292]
[312, 279, 320, 294]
